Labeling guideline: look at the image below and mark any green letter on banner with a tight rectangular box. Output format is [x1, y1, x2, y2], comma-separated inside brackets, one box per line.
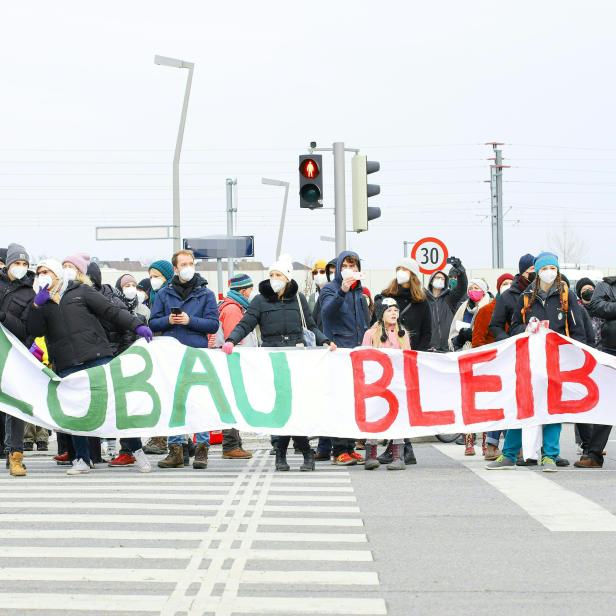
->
[0, 327, 33, 416]
[110, 347, 161, 429]
[170, 348, 234, 427]
[48, 367, 107, 431]
[227, 352, 292, 428]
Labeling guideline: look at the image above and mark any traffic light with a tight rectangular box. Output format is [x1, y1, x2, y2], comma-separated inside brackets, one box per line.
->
[299, 154, 323, 209]
[352, 154, 381, 232]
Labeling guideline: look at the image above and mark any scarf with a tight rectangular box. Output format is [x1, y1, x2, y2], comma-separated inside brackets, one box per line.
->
[227, 289, 250, 309]
[116, 287, 138, 312]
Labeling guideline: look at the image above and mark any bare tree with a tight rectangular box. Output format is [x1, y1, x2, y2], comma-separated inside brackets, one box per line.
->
[548, 224, 587, 265]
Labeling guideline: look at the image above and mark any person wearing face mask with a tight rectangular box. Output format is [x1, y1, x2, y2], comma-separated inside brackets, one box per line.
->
[223, 255, 334, 472]
[487, 252, 585, 472]
[150, 250, 219, 471]
[0, 243, 35, 476]
[574, 277, 602, 349]
[27, 254, 152, 476]
[0, 248, 7, 270]
[137, 278, 152, 308]
[448, 279, 491, 353]
[425, 257, 468, 352]
[308, 259, 328, 318]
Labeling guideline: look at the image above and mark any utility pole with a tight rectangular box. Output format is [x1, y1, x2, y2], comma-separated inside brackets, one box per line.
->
[226, 178, 237, 279]
[486, 142, 508, 268]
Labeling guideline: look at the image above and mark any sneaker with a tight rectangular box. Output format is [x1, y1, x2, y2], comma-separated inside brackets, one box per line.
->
[333, 453, 357, 466]
[36, 441, 48, 451]
[486, 455, 516, 470]
[108, 453, 136, 467]
[23, 442, 34, 452]
[67, 459, 91, 475]
[541, 456, 557, 472]
[349, 451, 365, 465]
[133, 449, 152, 473]
[54, 452, 70, 463]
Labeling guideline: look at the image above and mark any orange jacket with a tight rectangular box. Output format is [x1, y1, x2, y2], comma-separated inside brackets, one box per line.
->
[471, 300, 497, 348]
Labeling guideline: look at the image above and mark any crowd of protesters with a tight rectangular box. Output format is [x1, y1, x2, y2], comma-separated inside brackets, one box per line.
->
[0, 242, 613, 477]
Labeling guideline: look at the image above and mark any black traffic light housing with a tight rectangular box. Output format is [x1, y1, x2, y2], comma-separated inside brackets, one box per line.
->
[299, 154, 323, 209]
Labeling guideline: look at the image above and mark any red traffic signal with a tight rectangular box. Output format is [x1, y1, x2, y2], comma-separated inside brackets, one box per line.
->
[299, 158, 320, 180]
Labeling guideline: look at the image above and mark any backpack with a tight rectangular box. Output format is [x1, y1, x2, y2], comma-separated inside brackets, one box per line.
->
[208, 298, 258, 348]
[522, 283, 570, 337]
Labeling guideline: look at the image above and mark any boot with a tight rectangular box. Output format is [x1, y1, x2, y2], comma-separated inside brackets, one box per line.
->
[481, 433, 487, 457]
[299, 449, 315, 472]
[377, 441, 393, 464]
[193, 443, 209, 469]
[403, 441, 417, 465]
[464, 433, 476, 456]
[387, 444, 405, 471]
[275, 448, 290, 471]
[9, 452, 26, 477]
[182, 443, 190, 466]
[143, 437, 168, 455]
[365, 444, 380, 470]
[157, 444, 184, 469]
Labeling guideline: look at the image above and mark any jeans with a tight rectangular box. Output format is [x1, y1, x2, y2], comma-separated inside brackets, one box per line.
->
[4, 415, 25, 453]
[317, 437, 332, 455]
[119, 438, 143, 454]
[169, 433, 210, 446]
[486, 430, 504, 447]
[58, 356, 113, 465]
[502, 424, 561, 462]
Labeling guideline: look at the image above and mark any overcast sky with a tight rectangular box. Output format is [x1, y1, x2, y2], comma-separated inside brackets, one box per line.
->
[1, 1, 615, 271]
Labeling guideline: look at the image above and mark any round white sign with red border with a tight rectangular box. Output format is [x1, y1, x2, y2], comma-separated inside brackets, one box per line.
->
[411, 237, 449, 275]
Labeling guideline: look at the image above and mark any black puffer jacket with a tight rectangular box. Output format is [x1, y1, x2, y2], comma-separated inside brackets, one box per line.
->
[589, 276, 616, 353]
[227, 279, 328, 348]
[489, 274, 527, 341]
[425, 269, 467, 351]
[374, 287, 432, 351]
[27, 281, 142, 372]
[0, 269, 35, 344]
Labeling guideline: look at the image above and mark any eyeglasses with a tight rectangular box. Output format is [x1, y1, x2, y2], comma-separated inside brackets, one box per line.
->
[312, 269, 326, 275]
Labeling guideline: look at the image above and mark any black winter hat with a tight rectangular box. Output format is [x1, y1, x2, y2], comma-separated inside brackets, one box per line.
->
[518, 253, 535, 274]
[575, 277, 595, 298]
[138, 278, 152, 293]
[376, 297, 400, 322]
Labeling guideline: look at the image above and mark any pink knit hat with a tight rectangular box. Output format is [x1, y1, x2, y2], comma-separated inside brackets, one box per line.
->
[62, 252, 91, 275]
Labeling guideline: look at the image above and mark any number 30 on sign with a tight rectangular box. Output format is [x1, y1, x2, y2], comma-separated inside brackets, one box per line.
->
[411, 237, 449, 275]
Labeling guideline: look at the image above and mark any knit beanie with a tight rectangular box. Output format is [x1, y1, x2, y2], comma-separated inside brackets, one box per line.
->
[396, 258, 420, 280]
[148, 259, 174, 282]
[137, 278, 152, 293]
[116, 274, 137, 290]
[534, 251, 559, 272]
[576, 277, 595, 298]
[6, 243, 30, 268]
[496, 273, 514, 292]
[36, 258, 63, 282]
[376, 297, 400, 322]
[229, 273, 253, 291]
[518, 253, 535, 274]
[268, 254, 294, 281]
[468, 278, 488, 294]
[63, 252, 90, 275]
[312, 259, 327, 272]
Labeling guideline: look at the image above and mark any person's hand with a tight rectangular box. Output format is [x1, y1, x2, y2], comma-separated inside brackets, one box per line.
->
[341, 278, 354, 293]
[222, 341, 235, 355]
[447, 256, 465, 273]
[169, 312, 190, 326]
[34, 285, 51, 307]
[324, 341, 337, 352]
[135, 325, 153, 343]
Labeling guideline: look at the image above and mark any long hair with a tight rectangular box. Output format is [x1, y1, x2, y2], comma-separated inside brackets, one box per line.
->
[382, 273, 425, 303]
[367, 321, 410, 350]
[524, 272, 566, 315]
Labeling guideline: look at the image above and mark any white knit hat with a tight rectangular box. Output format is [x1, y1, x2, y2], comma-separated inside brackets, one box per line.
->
[268, 254, 294, 281]
[396, 258, 420, 280]
[468, 278, 488, 294]
[36, 258, 64, 282]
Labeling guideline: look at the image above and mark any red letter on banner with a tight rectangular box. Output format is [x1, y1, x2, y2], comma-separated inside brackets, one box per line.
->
[546, 333, 599, 414]
[351, 349, 399, 432]
[459, 349, 504, 424]
[515, 337, 534, 419]
[403, 350, 455, 426]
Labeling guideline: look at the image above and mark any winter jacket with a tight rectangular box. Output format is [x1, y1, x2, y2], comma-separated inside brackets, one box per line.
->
[374, 287, 432, 351]
[425, 268, 468, 351]
[0, 269, 35, 344]
[320, 251, 369, 349]
[227, 279, 328, 348]
[472, 300, 497, 348]
[26, 281, 142, 372]
[149, 274, 218, 349]
[448, 294, 491, 351]
[589, 276, 616, 353]
[510, 282, 586, 342]
[489, 274, 528, 341]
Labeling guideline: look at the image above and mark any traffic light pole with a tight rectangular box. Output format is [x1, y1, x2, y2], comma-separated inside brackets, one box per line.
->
[226, 178, 237, 279]
[333, 142, 347, 254]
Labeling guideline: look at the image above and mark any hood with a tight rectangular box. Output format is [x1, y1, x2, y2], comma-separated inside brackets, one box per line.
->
[259, 278, 299, 301]
[427, 269, 450, 292]
[603, 276, 616, 286]
[334, 251, 361, 284]
[86, 262, 102, 290]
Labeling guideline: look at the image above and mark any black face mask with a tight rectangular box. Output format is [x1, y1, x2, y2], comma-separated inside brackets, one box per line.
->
[526, 272, 536, 283]
[581, 289, 594, 302]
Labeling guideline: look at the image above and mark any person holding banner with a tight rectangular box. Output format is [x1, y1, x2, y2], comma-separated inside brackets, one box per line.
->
[223, 254, 335, 472]
[487, 252, 586, 471]
[27, 255, 153, 475]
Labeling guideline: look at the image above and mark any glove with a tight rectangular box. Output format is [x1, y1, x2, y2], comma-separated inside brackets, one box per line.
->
[34, 285, 51, 307]
[457, 327, 472, 345]
[222, 341, 235, 355]
[0, 311, 5, 323]
[135, 325, 153, 343]
[447, 256, 465, 273]
[29, 343, 44, 362]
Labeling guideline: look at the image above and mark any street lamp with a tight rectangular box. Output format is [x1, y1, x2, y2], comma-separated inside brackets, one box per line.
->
[262, 178, 290, 260]
[154, 54, 194, 253]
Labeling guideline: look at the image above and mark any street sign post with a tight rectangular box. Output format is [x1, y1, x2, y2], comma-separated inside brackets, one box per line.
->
[411, 236, 449, 275]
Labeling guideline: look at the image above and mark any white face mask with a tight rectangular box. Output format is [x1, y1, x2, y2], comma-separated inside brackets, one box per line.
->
[9, 265, 27, 280]
[314, 273, 328, 288]
[137, 290, 147, 304]
[340, 268, 355, 281]
[63, 268, 77, 282]
[123, 286, 137, 300]
[36, 274, 53, 291]
[500, 283, 512, 293]
[150, 277, 164, 291]
[270, 278, 286, 293]
[432, 278, 445, 290]
[539, 269, 558, 285]
[179, 266, 195, 282]
[396, 270, 411, 285]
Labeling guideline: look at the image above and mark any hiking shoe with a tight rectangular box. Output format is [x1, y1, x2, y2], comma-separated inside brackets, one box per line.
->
[133, 449, 152, 473]
[516, 458, 538, 467]
[143, 437, 168, 455]
[157, 444, 184, 469]
[8, 452, 26, 477]
[574, 457, 602, 469]
[222, 448, 253, 459]
[349, 451, 365, 465]
[541, 456, 557, 472]
[108, 453, 136, 467]
[193, 443, 209, 469]
[66, 458, 90, 476]
[334, 453, 357, 466]
[484, 444, 501, 461]
[486, 455, 516, 470]
[23, 442, 34, 452]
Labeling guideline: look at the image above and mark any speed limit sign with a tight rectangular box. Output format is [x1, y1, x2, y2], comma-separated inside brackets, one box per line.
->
[411, 237, 449, 275]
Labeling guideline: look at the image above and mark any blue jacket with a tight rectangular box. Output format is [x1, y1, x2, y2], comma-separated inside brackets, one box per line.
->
[320, 250, 369, 348]
[149, 274, 219, 348]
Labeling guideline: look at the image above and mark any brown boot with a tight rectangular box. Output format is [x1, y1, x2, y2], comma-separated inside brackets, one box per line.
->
[144, 437, 168, 455]
[193, 443, 209, 469]
[484, 444, 501, 461]
[9, 452, 27, 477]
[222, 448, 253, 459]
[574, 457, 602, 469]
[157, 444, 184, 469]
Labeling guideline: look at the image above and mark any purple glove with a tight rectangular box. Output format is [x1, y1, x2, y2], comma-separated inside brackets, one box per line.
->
[135, 325, 153, 343]
[34, 285, 51, 307]
[222, 341, 235, 355]
[29, 343, 44, 363]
